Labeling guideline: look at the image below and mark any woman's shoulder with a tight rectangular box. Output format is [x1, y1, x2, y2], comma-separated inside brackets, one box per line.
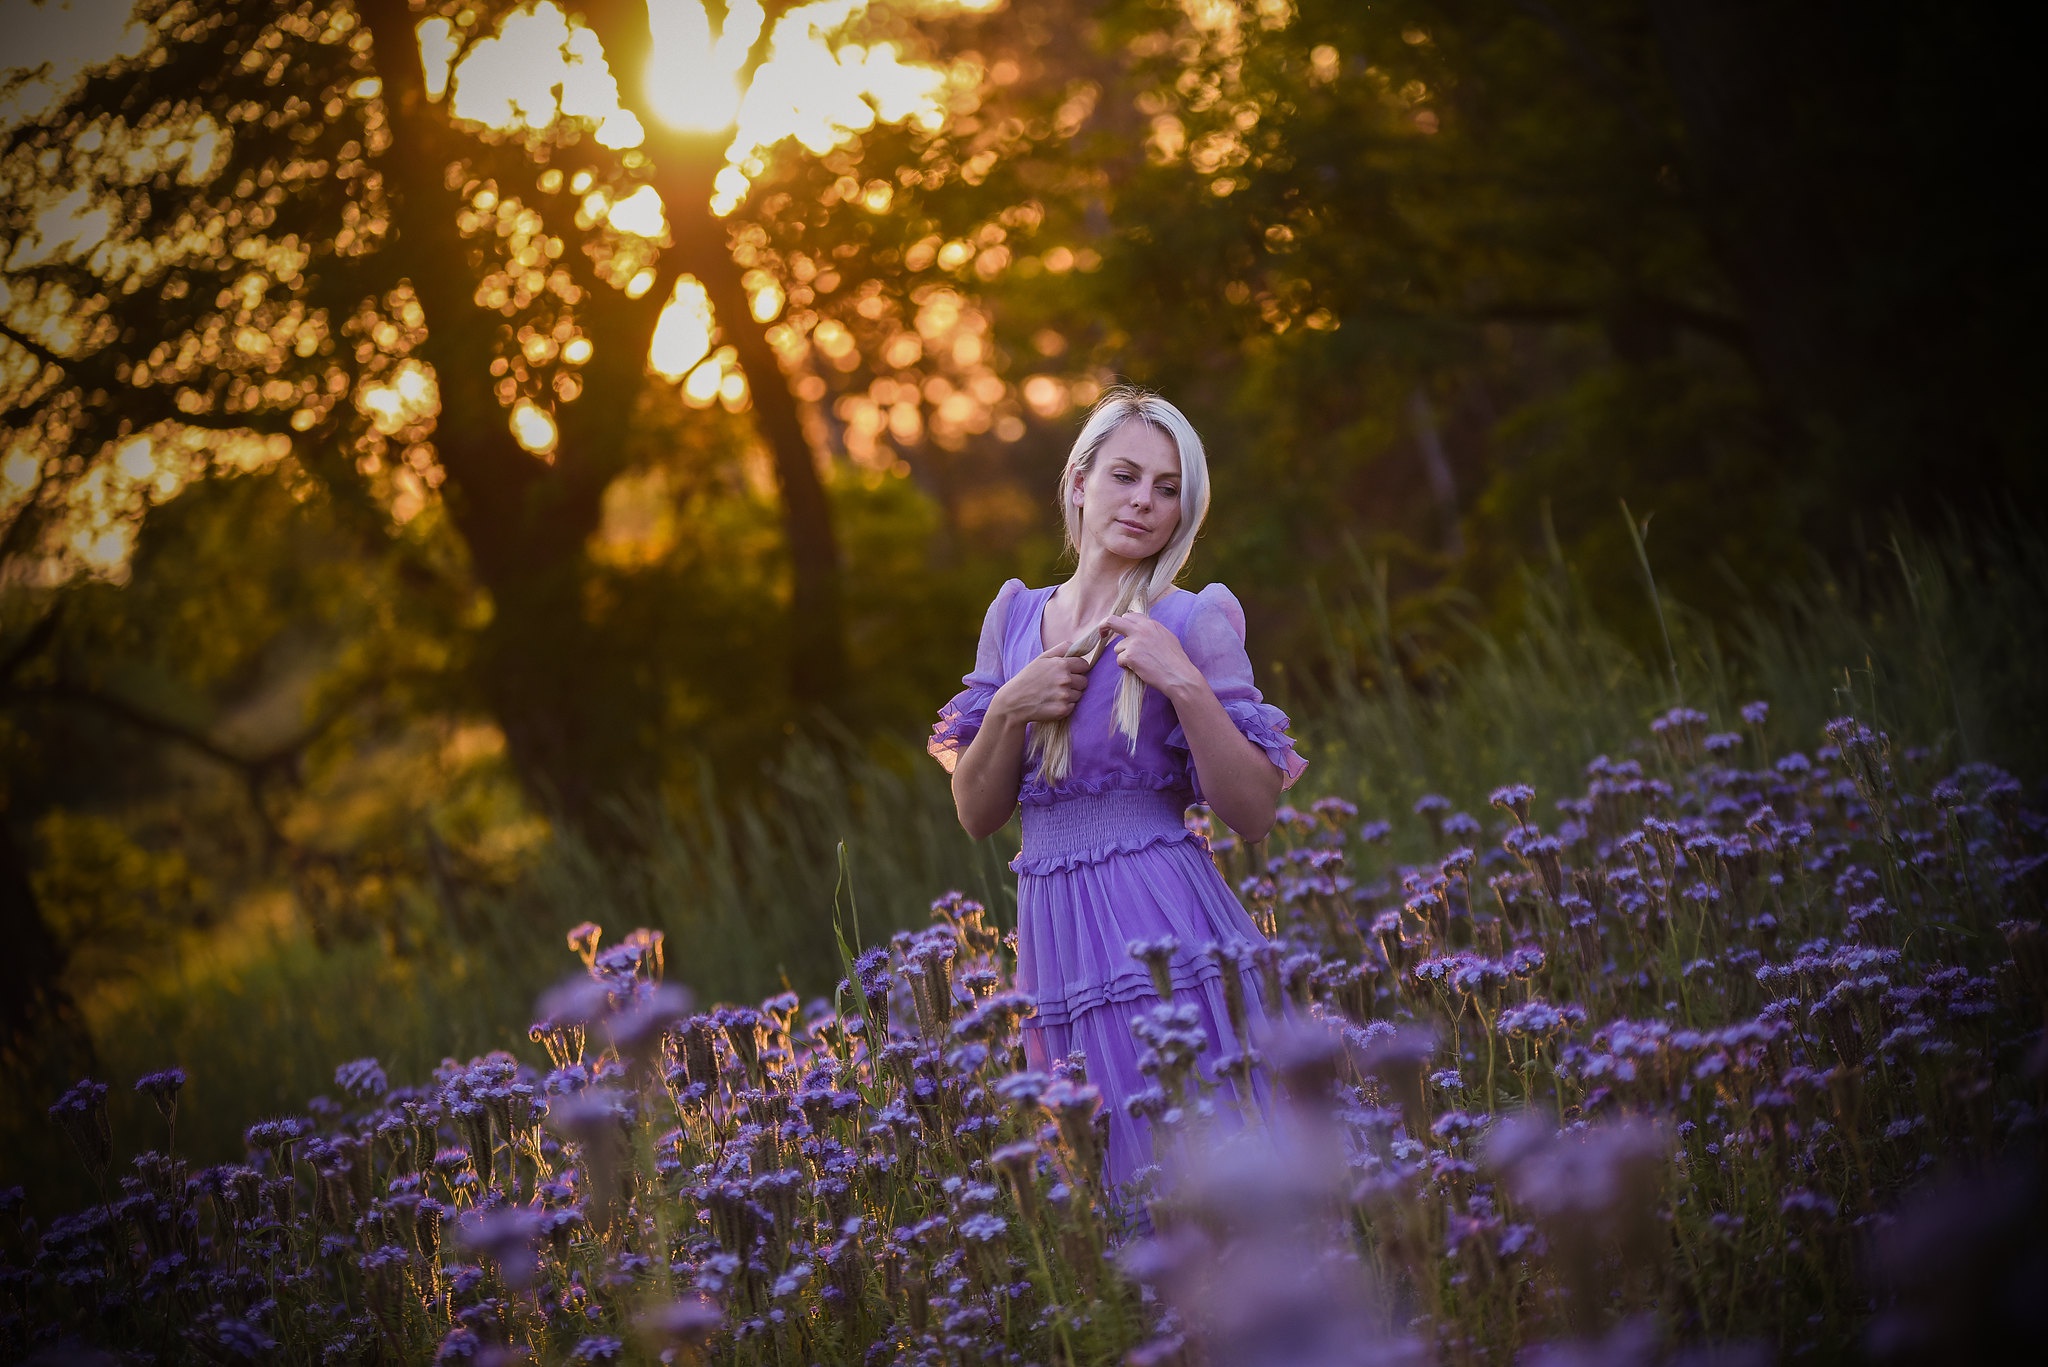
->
[1162, 580, 1246, 639]
[999, 578, 1072, 602]
[977, 578, 1051, 651]
[982, 576, 1035, 618]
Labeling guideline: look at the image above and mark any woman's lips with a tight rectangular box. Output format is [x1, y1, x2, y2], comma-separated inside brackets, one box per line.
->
[1115, 518, 1149, 534]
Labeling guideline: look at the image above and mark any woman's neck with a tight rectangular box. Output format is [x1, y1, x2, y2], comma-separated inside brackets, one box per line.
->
[1057, 549, 1145, 621]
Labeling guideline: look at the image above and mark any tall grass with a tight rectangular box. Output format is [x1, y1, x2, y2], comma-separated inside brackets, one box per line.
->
[521, 733, 1022, 1001]
[4, 519, 2042, 1193]
[1296, 516, 2048, 862]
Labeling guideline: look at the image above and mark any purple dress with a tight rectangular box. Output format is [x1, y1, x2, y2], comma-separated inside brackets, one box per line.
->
[928, 578, 1308, 1190]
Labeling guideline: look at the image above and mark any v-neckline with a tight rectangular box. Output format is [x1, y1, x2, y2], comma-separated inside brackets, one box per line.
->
[1034, 585, 1064, 655]
[1033, 582, 1182, 654]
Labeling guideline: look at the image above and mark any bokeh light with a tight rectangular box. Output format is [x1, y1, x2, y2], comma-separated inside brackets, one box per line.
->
[649, 276, 715, 380]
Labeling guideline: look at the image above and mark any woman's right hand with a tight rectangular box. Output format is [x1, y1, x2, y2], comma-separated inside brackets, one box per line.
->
[992, 643, 1093, 723]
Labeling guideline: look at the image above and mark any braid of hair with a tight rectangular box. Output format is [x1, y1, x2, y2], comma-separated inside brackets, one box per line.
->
[1108, 568, 1153, 753]
[1027, 562, 1156, 786]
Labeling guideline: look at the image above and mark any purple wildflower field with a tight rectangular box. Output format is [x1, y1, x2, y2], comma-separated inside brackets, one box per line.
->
[6, 703, 2045, 1365]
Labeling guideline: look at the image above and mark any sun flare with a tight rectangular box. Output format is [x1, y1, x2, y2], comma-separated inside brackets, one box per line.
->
[440, 1, 963, 215]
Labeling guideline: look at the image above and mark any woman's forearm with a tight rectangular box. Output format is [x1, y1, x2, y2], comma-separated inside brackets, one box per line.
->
[1164, 678, 1285, 840]
[950, 701, 1031, 839]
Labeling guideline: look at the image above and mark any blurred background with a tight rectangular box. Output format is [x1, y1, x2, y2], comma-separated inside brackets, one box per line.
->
[2, 0, 2043, 1175]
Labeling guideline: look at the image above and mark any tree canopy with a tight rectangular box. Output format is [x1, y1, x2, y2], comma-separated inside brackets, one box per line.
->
[2, 0, 2040, 1055]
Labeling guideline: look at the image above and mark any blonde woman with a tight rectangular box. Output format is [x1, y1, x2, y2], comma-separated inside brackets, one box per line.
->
[928, 386, 1307, 1196]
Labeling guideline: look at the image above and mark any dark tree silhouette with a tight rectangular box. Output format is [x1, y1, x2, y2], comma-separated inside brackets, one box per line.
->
[1, 0, 864, 836]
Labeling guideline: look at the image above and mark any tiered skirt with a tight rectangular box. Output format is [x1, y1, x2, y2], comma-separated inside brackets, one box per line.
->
[1012, 786, 1274, 1192]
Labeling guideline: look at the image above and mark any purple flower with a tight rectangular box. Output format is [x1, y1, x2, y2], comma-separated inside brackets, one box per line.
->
[48, 1077, 107, 1119]
[566, 921, 603, 961]
[1780, 1188, 1839, 1220]
[534, 975, 613, 1032]
[454, 1205, 545, 1289]
[1650, 706, 1709, 735]
[134, 1068, 186, 1102]
[1485, 1114, 1669, 1224]
[334, 1058, 387, 1100]
[50, 1079, 112, 1175]
[1489, 784, 1536, 823]
[1431, 1110, 1482, 1141]
[958, 1213, 1008, 1243]
[1442, 811, 1484, 840]
[608, 981, 693, 1057]
[1499, 1001, 1568, 1038]
[639, 1296, 723, 1347]
[215, 1318, 278, 1359]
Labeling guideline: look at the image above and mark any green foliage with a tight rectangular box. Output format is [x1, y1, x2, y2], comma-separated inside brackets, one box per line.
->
[1296, 515, 2048, 864]
[9, 0, 2041, 944]
[30, 809, 208, 987]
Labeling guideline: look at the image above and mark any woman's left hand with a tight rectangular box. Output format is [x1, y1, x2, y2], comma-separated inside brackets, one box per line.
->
[1102, 613, 1204, 696]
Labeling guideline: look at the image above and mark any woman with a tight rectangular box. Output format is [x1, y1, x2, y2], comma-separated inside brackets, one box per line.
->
[927, 386, 1307, 1196]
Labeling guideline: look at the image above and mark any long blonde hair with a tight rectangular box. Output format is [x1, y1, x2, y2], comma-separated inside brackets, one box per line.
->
[1029, 386, 1212, 784]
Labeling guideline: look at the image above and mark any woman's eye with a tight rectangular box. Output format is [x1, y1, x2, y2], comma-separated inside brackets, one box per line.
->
[1159, 487, 1178, 498]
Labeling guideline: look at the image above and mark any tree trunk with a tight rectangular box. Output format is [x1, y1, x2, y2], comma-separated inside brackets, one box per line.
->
[361, 0, 665, 837]
[573, 0, 849, 715]
[357, 0, 855, 834]
[680, 208, 848, 712]
[0, 814, 95, 1081]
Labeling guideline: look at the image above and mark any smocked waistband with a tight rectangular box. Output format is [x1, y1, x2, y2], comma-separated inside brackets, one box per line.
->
[1015, 787, 1197, 871]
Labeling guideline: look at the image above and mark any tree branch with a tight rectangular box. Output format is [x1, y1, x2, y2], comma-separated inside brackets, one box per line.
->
[0, 601, 61, 685]
[2, 676, 376, 858]
[3, 680, 300, 777]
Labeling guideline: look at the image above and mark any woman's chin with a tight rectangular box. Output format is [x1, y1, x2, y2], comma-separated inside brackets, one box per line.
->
[1098, 531, 1168, 559]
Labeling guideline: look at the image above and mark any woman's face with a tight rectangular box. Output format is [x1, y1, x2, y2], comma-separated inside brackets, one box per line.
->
[1073, 421, 1182, 561]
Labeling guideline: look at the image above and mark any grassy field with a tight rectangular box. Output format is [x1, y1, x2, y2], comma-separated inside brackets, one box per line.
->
[3, 520, 2042, 1363]
[4, 519, 2043, 1203]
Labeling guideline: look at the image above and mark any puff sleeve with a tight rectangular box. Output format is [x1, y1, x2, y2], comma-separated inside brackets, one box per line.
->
[1164, 582, 1308, 804]
[928, 577, 1027, 773]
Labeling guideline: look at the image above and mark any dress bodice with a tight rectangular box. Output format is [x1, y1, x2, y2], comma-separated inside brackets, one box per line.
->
[928, 579, 1307, 850]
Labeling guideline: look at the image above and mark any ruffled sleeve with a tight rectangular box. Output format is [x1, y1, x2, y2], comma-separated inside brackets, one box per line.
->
[1164, 582, 1308, 804]
[928, 577, 1027, 773]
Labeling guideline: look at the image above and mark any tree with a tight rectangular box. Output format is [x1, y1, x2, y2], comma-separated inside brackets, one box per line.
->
[0, 0, 991, 834]
[804, 0, 2039, 674]
[826, 0, 1780, 654]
